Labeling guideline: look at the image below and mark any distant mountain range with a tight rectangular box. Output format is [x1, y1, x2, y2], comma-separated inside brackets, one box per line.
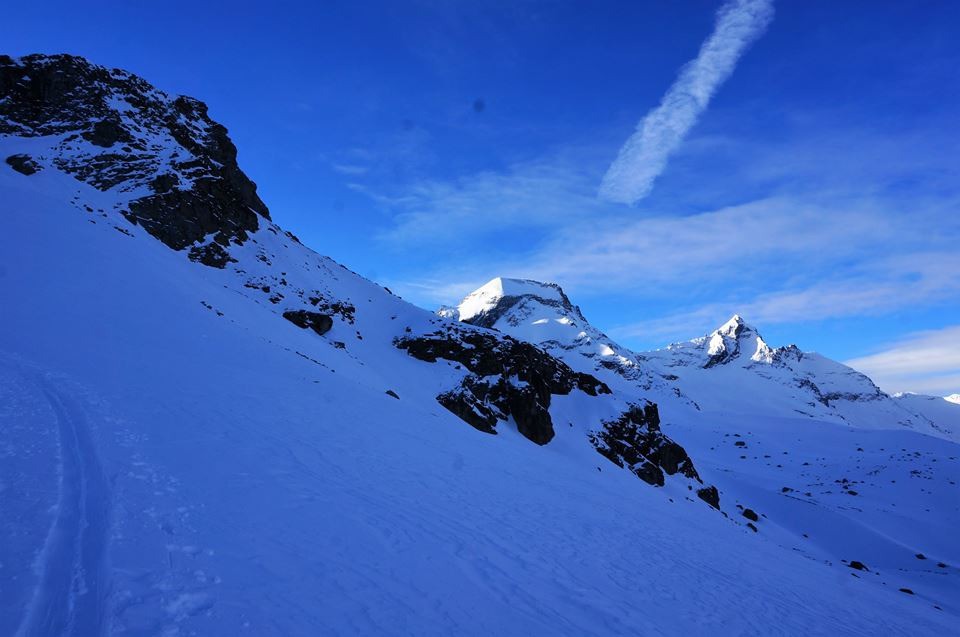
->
[445, 277, 958, 442]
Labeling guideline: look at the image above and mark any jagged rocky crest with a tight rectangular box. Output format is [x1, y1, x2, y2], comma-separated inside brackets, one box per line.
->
[396, 324, 610, 445]
[589, 402, 720, 507]
[0, 53, 268, 267]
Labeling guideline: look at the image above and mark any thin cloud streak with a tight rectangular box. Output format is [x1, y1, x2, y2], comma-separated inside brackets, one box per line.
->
[845, 326, 960, 396]
[599, 0, 774, 205]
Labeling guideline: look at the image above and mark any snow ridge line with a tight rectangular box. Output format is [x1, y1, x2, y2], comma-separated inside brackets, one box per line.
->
[16, 382, 111, 637]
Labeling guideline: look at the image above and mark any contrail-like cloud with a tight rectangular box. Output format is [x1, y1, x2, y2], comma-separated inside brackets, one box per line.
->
[599, 0, 774, 205]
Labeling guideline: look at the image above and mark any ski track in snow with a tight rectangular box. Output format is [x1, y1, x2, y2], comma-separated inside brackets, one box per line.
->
[16, 379, 111, 637]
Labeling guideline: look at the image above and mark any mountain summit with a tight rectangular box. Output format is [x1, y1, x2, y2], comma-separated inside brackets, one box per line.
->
[445, 278, 958, 440]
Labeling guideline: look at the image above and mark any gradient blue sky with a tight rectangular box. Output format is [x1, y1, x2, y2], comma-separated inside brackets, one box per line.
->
[5, 1, 959, 394]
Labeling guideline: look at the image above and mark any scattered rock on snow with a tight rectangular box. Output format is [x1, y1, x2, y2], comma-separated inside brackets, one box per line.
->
[5, 153, 41, 175]
[282, 310, 333, 336]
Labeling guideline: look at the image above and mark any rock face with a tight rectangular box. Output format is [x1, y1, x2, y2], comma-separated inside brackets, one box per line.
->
[589, 403, 709, 491]
[282, 310, 333, 336]
[396, 326, 609, 445]
[5, 153, 40, 175]
[0, 53, 269, 267]
[444, 278, 696, 406]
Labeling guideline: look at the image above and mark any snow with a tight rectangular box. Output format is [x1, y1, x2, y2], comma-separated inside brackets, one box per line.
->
[456, 277, 564, 322]
[946, 394, 960, 405]
[2, 131, 959, 635]
[894, 393, 960, 440]
[444, 278, 960, 631]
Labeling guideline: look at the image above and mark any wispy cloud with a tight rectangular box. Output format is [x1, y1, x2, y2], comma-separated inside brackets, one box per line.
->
[377, 150, 617, 245]
[598, 0, 774, 205]
[610, 250, 960, 346]
[845, 326, 960, 396]
[331, 163, 369, 176]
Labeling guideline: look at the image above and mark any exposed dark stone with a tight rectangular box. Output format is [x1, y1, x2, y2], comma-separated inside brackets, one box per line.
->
[0, 54, 270, 266]
[385, 390, 399, 399]
[82, 116, 132, 147]
[460, 281, 588, 331]
[437, 379, 499, 436]
[308, 296, 356, 324]
[589, 403, 709, 493]
[746, 522, 758, 532]
[283, 310, 333, 336]
[188, 242, 236, 268]
[742, 508, 759, 522]
[899, 588, 914, 595]
[397, 328, 608, 445]
[848, 560, 868, 571]
[697, 486, 720, 509]
[915, 553, 926, 560]
[150, 172, 180, 193]
[5, 153, 40, 175]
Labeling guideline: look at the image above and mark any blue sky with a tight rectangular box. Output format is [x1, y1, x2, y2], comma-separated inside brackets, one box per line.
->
[5, 0, 959, 394]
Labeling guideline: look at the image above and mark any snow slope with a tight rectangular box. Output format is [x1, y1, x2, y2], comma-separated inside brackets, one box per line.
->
[447, 277, 960, 625]
[1, 55, 958, 635]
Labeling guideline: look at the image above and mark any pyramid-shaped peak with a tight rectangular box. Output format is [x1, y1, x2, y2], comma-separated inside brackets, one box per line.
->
[714, 314, 756, 337]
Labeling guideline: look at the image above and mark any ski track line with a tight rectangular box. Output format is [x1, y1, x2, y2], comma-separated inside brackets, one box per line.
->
[17, 382, 111, 637]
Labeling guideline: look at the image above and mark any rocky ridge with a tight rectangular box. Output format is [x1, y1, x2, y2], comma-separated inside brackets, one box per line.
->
[0, 53, 269, 267]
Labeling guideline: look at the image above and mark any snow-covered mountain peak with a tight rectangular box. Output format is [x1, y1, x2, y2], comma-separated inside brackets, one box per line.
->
[442, 278, 691, 402]
[701, 314, 775, 367]
[946, 393, 960, 405]
[715, 313, 748, 335]
[454, 277, 581, 325]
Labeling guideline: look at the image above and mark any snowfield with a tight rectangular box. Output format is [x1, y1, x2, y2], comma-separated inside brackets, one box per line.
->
[1, 55, 958, 636]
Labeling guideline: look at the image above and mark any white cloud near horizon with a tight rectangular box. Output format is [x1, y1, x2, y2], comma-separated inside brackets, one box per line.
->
[844, 326, 960, 396]
[598, 0, 774, 205]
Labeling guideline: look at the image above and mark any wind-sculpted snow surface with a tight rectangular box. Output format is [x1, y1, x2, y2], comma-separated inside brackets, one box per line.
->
[2, 55, 958, 634]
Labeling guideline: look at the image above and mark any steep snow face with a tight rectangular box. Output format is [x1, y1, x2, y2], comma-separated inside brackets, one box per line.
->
[946, 394, 960, 405]
[456, 277, 572, 324]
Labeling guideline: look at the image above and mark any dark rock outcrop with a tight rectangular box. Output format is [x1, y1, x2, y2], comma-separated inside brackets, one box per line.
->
[0, 54, 269, 267]
[5, 153, 41, 175]
[397, 328, 609, 445]
[588, 403, 704, 489]
[697, 486, 720, 509]
[283, 310, 333, 336]
[742, 508, 759, 522]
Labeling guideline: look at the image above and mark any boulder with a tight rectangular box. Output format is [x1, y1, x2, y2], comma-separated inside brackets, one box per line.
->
[282, 310, 333, 336]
